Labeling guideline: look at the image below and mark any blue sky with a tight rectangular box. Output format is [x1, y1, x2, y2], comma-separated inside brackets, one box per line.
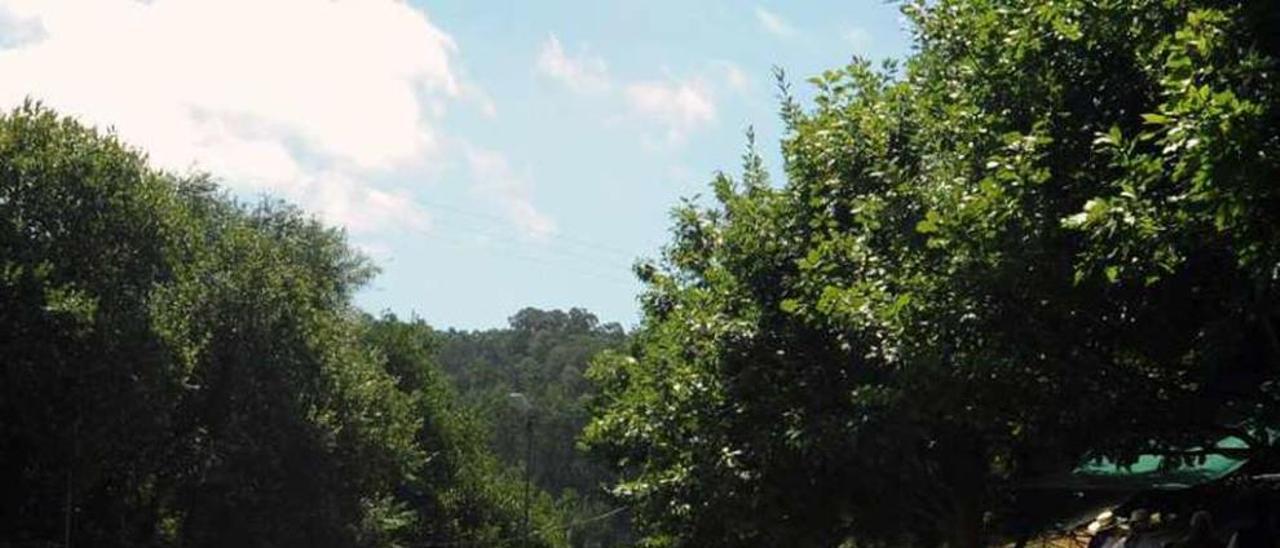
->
[0, 0, 912, 329]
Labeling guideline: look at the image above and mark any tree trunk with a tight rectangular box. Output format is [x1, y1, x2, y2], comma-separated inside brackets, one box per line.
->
[947, 499, 982, 548]
[940, 435, 987, 548]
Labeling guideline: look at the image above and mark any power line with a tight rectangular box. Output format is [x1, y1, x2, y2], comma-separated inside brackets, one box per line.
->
[359, 196, 648, 298]
[398, 200, 644, 287]
[422, 214, 635, 274]
[417, 198, 639, 262]
[415, 225, 637, 287]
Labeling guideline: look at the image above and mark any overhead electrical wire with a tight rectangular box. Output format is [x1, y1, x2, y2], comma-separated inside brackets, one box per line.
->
[388, 198, 649, 287]
[420, 226, 637, 287]
[418, 198, 638, 261]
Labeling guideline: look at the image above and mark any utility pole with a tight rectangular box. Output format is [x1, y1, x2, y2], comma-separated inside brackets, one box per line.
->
[64, 414, 80, 548]
[523, 412, 532, 548]
[508, 393, 533, 548]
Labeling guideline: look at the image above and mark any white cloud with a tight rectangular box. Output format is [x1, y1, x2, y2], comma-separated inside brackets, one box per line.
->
[0, 0, 464, 234]
[353, 240, 396, 265]
[460, 79, 499, 119]
[843, 27, 873, 50]
[0, 4, 43, 47]
[754, 6, 794, 38]
[463, 144, 556, 239]
[536, 33, 610, 94]
[534, 32, 731, 147]
[624, 78, 716, 144]
[311, 172, 432, 235]
[720, 62, 749, 93]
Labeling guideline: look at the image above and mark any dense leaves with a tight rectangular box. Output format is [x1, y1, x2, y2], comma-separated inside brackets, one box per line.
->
[585, 1, 1280, 546]
[435, 308, 633, 546]
[0, 103, 564, 547]
[363, 314, 567, 547]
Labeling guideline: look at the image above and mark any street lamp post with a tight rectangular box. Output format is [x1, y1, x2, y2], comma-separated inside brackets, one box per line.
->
[508, 393, 533, 548]
[522, 410, 532, 548]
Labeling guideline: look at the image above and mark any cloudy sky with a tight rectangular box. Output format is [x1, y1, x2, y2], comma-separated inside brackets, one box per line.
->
[0, 0, 911, 329]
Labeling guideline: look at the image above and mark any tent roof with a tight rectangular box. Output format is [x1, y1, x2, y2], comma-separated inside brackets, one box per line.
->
[1027, 437, 1249, 491]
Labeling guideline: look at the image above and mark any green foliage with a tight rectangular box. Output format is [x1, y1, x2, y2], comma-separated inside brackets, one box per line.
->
[434, 308, 632, 546]
[586, 1, 1280, 546]
[362, 313, 569, 547]
[0, 102, 565, 547]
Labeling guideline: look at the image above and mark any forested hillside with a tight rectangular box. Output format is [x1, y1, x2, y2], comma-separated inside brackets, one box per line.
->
[435, 308, 632, 546]
[0, 103, 566, 547]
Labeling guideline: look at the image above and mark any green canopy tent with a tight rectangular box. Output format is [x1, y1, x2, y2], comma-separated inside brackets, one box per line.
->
[1005, 437, 1252, 542]
[1062, 437, 1250, 491]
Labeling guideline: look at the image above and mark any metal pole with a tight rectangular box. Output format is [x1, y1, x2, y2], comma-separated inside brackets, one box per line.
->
[63, 466, 72, 548]
[523, 415, 532, 548]
[64, 417, 78, 548]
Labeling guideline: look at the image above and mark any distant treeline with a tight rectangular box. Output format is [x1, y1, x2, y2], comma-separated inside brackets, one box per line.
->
[434, 307, 633, 546]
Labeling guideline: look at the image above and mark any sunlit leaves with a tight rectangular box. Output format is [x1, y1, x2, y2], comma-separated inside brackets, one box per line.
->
[0, 104, 564, 547]
[588, 0, 1280, 545]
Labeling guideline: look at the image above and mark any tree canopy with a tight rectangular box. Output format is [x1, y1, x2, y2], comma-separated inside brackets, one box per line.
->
[7, 0, 1280, 545]
[584, 0, 1280, 546]
[0, 102, 565, 547]
[435, 307, 633, 546]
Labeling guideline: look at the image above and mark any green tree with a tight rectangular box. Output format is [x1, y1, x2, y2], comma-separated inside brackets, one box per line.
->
[586, 1, 1280, 546]
[0, 101, 423, 546]
[362, 313, 568, 547]
[0, 100, 203, 546]
[435, 308, 632, 546]
[0, 102, 567, 547]
[155, 200, 421, 547]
